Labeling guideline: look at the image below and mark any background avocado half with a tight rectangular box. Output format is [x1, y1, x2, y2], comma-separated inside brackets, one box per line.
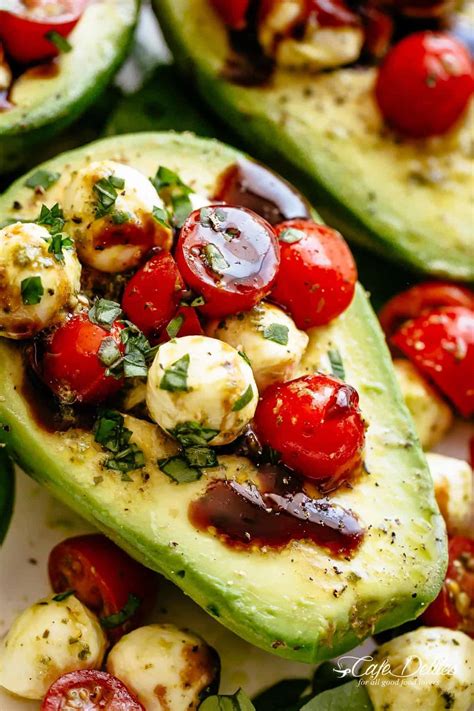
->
[153, 0, 474, 282]
[0, 132, 447, 663]
[0, 0, 139, 176]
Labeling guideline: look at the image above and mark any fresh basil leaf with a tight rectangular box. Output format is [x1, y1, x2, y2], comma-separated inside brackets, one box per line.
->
[47, 233, 74, 262]
[111, 210, 131, 225]
[190, 295, 205, 307]
[158, 455, 202, 483]
[166, 314, 184, 339]
[203, 243, 229, 274]
[185, 446, 218, 468]
[199, 206, 227, 231]
[279, 228, 305, 244]
[171, 193, 193, 228]
[200, 689, 256, 711]
[100, 593, 141, 629]
[300, 682, 373, 711]
[253, 679, 310, 711]
[25, 169, 60, 191]
[238, 350, 252, 366]
[52, 590, 75, 602]
[152, 205, 171, 228]
[98, 337, 122, 368]
[45, 30, 72, 53]
[152, 166, 191, 194]
[37, 203, 65, 234]
[94, 410, 145, 475]
[160, 354, 190, 392]
[122, 351, 148, 379]
[94, 410, 125, 452]
[88, 299, 122, 329]
[21, 276, 43, 305]
[328, 349, 345, 380]
[169, 421, 219, 447]
[263, 323, 289, 346]
[232, 385, 254, 412]
[105, 444, 145, 475]
[93, 175, 125, 219]
[152, 166, 193, 227]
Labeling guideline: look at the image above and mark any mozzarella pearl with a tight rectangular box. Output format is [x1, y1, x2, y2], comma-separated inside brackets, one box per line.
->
[63, 160, 172, 273]
[207, 302, 308, 391]
[0, 594, 107, 700]
[107, 624, 219, 711]
[0, 222, 81, 339]
[147, 335, 258, 445]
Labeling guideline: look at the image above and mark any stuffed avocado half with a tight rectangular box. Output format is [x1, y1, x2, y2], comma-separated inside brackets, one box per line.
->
[0, 0, 138, 175]
[0, 132, 446, 663]
[154, 0, 474, 281]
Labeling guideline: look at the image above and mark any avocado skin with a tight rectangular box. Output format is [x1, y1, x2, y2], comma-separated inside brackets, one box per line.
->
[0, 133, 447, 663]
[154, 0, 474, 282]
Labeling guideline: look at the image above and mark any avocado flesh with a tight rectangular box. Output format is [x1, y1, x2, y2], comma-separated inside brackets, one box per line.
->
[0, 0, 138, 175]
[154, 0, 474, 281]
[0, 132, 446, 663]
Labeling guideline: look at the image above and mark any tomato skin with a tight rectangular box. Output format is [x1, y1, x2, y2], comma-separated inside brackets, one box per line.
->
[392, 306, 474, 418]
[48, 534, 154, 641]
[422, 536, 474, 637]
[122, 251, 185, 338]
[210, 0, 250, 28]
[158, 305, 204, 343]
[270, 220, 357, 329]
[375, 32, 474, 138]
[379, 282, 474, 338]
[0, 1, 86, 64]
[41, 314, 124, 404]
[254, 374, 366, 482]
[41, 670, 145, 711]
[176, 205, 280, 319]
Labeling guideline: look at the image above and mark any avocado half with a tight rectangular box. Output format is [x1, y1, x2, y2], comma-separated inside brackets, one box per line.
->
[153, 0, 474, 281]
[0, 0, 138, 175]
[0, 132, 447, 663]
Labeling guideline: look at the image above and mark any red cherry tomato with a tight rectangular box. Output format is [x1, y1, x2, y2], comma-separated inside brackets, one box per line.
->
[158, 305, 204, 343]
[40, 314, 124, 404]
[41, 670, 145, 711]
[0, 0, 86, 64]
[304, 0, 360, 27]
[122, 251, 185, 338]
[176, 205, 280, 319]
[422, 536, 474, 637]
[254, 374, 366, 482]
[375, 32, 474, 138]
[392, 306, 474, 418]
[210, 0, 250, 29]
[48, 534, 154, 641]
[379, 282, 474, 338]
[270, 220, 357, 329]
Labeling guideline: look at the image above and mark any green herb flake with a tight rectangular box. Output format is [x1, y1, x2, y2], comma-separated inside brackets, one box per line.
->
[238, 350, 252, 366]
[111, 210, 131, 225]
[202, 243, 229, 274]
[93, 175, 125, 219]
[263, 323, 289, 346]
[169, 421, 219, 447]
[232, 385, 254, 412]
[122, 351, 148, 379]
[279, 227, 305, 244]
[166, 314, 184, 339]
[21, 276, 43, 305]
[52, 590, 75, 602]
[151, 166, 193, 228]
[94, 410, 145, 475]
[185, 446, 218, 468]
[45, 30, 72, 53]
[190, 295, 205, 307]
[88, 299, 122, 329]
[328, 348, 345, 380]
[160, 354, 190, 392]
[25, 170, 60, 191]
[98, 337, 122, 368]
[100, 593, 141, 629]
[158, 455, 202, 483]
[151, 205, 170, 228]
[171, 193, 193, 228]
[47, 233, 74, 263]
[199, 689, 256, 711]
[37, 203, 65, 234]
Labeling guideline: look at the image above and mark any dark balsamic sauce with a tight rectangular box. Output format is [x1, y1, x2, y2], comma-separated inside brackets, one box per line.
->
[189, 465, 364, 556]
[213, 158, 311, 225]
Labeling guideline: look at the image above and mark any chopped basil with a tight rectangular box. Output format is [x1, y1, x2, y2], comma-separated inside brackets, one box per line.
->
[104, 322, 156, 380]
[45, 30, 72, 53]
[199, 206, 227, 231]
[37, 203, 65, 235]
[172, 193, 193, 228]
[203, 243, 229, 274]
[328, 348, 345, 380]
[121, 351, 148, 379]
[279, 227, 305, 244]
[100, 593, 141, 629]
[151, 166, 193, 228]
[185, 445, 218, 468]
[94, 410, 145, 475]
[169, 421, 219, 447]
[238, 350, 252, 366]
[25, 169, 60, 191]
[93, 175, 125, 219]
[88, 299, 122, 329]
[263, 323, 289, 346]
[98, 337, 122, 368]
[47, 233, 74, 263]
[190, 295, 205, 307]
[200, 689, 255, 711]
[159, 354, 190, 392]
[21, 276, 43, 305]
[232, 385, 254, 412]
[111, 210, 131, 225]
[52, 590, 75, 602]
[166, 314, 184, 339]
[158, 455, 202, 483]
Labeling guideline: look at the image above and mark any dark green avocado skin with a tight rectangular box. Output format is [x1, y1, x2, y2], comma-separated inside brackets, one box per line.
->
[154, 0, 474, 282]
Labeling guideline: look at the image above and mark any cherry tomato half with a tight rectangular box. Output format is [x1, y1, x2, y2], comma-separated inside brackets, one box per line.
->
[40, 314, 124, 404]
[392, 306, 474, 418]
[379, 281, 474, 338]
[254, 374, 366, 482]
[210, 0, 250, 29]
[375, 32, 474, 138]
[48, 534, 154, 641]
[41, 670, 145, 711]
[270, 220, 357, 329]
[176, 205, 280, 319]
[122, 251, 185, 338]
[0, 0, 86, 64]
[422, 536, 474, 637]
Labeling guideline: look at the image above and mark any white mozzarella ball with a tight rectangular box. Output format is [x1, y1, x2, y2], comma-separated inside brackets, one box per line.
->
[207, 302, 308, 391]
[0, 222, 81, 339]
[63, 160, 172, 273]
[0, 593, 107, 700]
[107, 624, 219, 711]
[426, 453, 473, 537]
[147, 335, 258, 445]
